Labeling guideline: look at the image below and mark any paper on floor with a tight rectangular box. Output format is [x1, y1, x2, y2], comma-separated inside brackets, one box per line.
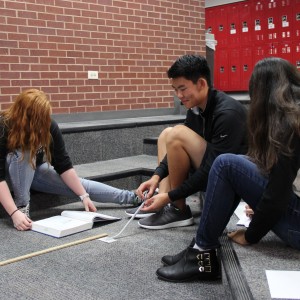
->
[266, 270, 300, 299]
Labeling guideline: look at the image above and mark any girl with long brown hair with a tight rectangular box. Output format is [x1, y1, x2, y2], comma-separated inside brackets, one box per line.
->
[0, 89, 140, 231]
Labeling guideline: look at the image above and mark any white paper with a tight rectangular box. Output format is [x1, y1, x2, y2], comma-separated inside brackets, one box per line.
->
[266, 270, 300, 299]
[236, 215, 251, 228]
[234, 201, 251, 228]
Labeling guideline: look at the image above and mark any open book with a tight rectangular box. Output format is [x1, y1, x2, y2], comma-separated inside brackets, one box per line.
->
[31, 210, 121, 238]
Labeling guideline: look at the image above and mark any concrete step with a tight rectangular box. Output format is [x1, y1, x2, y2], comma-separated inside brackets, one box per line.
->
[143, 137, 158, 156]
[74, 154, 157, 180]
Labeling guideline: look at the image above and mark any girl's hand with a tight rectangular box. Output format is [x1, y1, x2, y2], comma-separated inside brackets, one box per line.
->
[227, 229, 249, 246]
[83, 197, 97, 212]
[245, 204, 254, 218]
[12, 211, 32, 231]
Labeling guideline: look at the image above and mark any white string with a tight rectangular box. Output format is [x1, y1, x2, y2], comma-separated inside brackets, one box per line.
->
[111, 201, 145, 239]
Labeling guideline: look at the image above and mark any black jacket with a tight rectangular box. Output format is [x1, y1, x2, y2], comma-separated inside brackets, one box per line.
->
[154, 88, 248, 201]
[245, 134, 300, 244]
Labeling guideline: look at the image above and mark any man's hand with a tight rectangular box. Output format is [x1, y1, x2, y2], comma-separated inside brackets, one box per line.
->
[142, 192, 170, 211]
[83, 197, 97, 212]
[227, 229, 249, 246]
[135, 175, 160, 199]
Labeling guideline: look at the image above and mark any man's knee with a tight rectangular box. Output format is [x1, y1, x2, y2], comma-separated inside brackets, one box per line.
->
[165, 125, 189, 144]
[158, 127, 173, 144]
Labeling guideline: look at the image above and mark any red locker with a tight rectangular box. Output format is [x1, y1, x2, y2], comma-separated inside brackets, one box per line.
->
[253, 44, 266, 65]
[278, 0, 294, 41]
[228, 48, 241, 91]
[265, 0, 280, 42]
[253, 0, 267, 44]
[205, 0, 299, 92]
[240, 2, 252, 45]
[240, 46, 253, 91]
[266, 42, 279, 56]
[294, 0, 300, 40]
[227, 3, 241, 46]
[214, 5, 228, 48]
[214, 48, 229, 91]
[293, 41, 300, 68]
[205, 8, 217, 34]
[279, 41, 293, 62]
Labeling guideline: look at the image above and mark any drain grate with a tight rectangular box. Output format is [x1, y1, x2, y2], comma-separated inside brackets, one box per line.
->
[220, 233, 254, 300]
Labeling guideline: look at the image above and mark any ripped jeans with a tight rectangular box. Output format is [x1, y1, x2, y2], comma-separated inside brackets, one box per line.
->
[5, 150, 135, 207]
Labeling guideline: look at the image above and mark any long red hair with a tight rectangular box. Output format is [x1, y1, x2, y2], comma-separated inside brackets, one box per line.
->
[2, 89, 52, 168]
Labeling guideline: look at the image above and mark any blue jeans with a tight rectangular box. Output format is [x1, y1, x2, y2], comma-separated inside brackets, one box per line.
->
[196, 154, 300, 250]
[5, 150, 135, 207]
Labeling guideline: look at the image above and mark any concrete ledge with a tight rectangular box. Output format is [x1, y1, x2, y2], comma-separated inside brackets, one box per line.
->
[58, 115, 185, 133]
[52, 108, 181, 124]
[74, 154, 157, 180]
[59, 117, 182, 165]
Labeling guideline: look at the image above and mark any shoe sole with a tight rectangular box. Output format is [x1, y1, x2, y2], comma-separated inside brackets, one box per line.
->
[156, 272, 221, 282]
[138, 217, 194, 229]
[125, 212, 156, 219]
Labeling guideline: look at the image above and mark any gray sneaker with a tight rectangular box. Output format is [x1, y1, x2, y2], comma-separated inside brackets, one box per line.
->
[138, 204, 194, 230]
[132, 193, 143, 206]
[18, 204, 30, 218]
[131, 191, 150, 206]
[125, 206, 157, 219]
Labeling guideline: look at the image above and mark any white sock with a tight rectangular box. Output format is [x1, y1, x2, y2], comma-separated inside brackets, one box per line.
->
[193, 243, 210, 252]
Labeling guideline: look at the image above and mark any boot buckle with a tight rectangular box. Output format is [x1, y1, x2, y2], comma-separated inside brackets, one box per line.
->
[197, 253, 212, 273]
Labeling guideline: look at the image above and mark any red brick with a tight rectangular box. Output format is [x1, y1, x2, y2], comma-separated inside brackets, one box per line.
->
[5, 2, 26, 10]
[26, 3, 46, 13]
[102, 105, 117, 111]
[52, 107, 70, 114]
[0, 0, 204, 115]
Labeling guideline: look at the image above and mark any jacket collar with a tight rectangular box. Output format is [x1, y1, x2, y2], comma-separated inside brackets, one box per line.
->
[191, 88, 217, 117]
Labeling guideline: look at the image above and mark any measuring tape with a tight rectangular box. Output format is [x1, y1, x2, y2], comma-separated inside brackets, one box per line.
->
[0, 233, 107, 267]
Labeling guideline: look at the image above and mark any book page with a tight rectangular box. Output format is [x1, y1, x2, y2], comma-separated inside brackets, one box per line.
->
[61, 210, 121, 222]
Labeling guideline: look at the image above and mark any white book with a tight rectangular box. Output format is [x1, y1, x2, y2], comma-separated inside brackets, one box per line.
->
[31, 211, 121, 238]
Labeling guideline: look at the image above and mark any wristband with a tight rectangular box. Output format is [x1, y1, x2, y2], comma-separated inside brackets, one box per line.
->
[79, 193, 90, 201]
[10, 209, 19, 217]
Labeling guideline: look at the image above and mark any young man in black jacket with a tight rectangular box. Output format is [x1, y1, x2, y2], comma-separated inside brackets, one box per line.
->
[126, 54, 248, 229]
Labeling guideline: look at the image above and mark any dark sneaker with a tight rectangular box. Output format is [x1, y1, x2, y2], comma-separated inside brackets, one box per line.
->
[156, 246, 221, 282]
[138, 204, 194, 230]
[125, 206, 157, 219]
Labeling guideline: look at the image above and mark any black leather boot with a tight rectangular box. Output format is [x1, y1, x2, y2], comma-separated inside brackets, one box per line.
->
[161, 238, 195, 266]
[156, 246, 221, 282]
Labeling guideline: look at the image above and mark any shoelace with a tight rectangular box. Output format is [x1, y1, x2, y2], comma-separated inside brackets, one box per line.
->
[111, 201, 145, 239]
[158, 204, 178, 215]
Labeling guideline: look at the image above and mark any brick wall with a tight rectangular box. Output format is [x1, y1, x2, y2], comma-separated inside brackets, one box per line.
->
[0, 0, 205, 114]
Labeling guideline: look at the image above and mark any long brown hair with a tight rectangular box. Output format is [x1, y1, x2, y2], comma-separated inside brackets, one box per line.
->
[1, 89, 52, 168]
[247, 57, 300, 173]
